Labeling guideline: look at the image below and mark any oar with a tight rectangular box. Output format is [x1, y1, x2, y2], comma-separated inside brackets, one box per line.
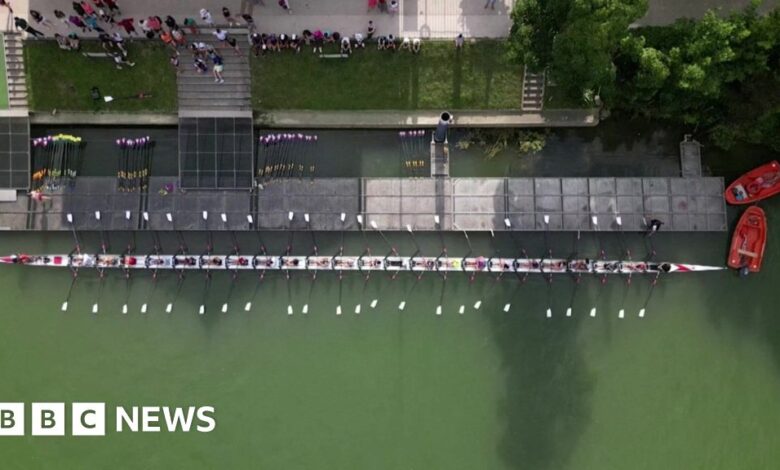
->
[639, 272, 661, 318]
[371, 220, 397, 256]
[61, 271, 78, 312]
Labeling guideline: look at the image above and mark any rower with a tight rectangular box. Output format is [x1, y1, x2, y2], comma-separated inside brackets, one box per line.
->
[646, 219, 663, 237]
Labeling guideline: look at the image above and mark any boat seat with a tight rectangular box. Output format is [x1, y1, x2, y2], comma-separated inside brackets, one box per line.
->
[737, 249, 758, 258]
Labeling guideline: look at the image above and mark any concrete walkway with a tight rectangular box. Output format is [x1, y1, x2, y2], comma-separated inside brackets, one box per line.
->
[257, 109, 600, 128]
[27, 0, 515, 39]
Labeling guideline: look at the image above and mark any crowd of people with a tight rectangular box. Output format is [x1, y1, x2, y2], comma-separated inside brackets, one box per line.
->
[10, 2, 467, 82]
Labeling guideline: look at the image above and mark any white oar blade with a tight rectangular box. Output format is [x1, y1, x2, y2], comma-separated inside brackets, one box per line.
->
[546, 308, 552, 318]
[198, 305, 205, 315]
[639, 308, 646, 318]
[122, 304, 128, 314]
[590, 307, 596, 317]
[141, 303, 147, 314]
[165, 303, 173, 313]
[473, 301, 482, 310]
[355, 304, 361, 314]
[61, 301, 68, 312]
[370, 299, 378, 309]
[458, 305, 465, 315]
[244, 302, 252, 312]
[503, 303, 510, 313]
[436, 305, 442, 315]
[221, 303, 228, 313]
[92, 303, 98, 314]
[566, 307, 572, 317]
[302, 304, 308, 314]
[287, 305, 293, 315]
[618, 309, 625, 319]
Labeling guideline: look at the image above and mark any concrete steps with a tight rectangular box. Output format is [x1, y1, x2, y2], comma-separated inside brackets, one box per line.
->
[521, 66, 545, 112]
[3, 32, 28, 110]
[177, 29, 252, 115]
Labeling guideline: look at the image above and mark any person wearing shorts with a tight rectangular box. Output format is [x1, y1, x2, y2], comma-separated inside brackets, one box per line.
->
[212, 54, 225, 83]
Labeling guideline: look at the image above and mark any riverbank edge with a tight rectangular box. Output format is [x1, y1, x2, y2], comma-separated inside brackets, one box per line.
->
[29, 109, 600, 128]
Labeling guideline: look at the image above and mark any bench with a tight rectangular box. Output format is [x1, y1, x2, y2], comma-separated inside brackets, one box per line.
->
[319, 54, 349, 59]
[82, 52, 113, 59]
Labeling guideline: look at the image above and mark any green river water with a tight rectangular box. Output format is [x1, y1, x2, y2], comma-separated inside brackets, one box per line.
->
[2, 122, 780, 469]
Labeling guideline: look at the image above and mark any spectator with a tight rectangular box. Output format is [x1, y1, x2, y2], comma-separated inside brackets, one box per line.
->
[278, 0, 291, 14]
[113, 52, 135, 69]
[354, 32, 365, 48]
[412, 38, 421, 54]
[84, 14, 105, 33]
[378, 0, 387, 13]
[279, 33, 289, 50]
[250, 32, 263, 56]
[340, 36, 352, 55]
[211, 52, 225, 83]
[104, 0, 120, 14]
[289, 34, 301, 53]
[72, 1, 86, 17]
[55, 33, 72, 50]
[183, 17, 199, 34]
[0, 0, 12, 13]
[164, 15, 177, 30]
[389, 0, 399, 14]
[93, 0, 106, 7]
[199, 8, 214, 26]
[194, 57, 208, 74]
[222, 7, 237, 26]
[69, 15, 87, 32]
[312, 30, 323, 54]
[386, 34, 397, 51]
[30, 11, 55, 30]
[367, 21, 375, 40]
[302, 29, 312, 45]
[169, 53, 180, 74]
[116, 17, 137, 35]
[14, 17, 45, 38]
[80, 1, 96, 18]
[160, 30, 176, 50]
[484, 0, 496, 9]
[171, 28, 186, 47]
[213, 28, 229, 47]
[240, 13, 255, 32]
[226, 35, 241, 55]
[400, 36, 411, 51]
[455, 33, 464, 49]
[377, 35, 387, 50]
[54, 10, 70, 27]
[146, 15, 162, 32]
[97, 9, 115, 27]
[67, 33, 81, 50]
[111, 31, 127, 55]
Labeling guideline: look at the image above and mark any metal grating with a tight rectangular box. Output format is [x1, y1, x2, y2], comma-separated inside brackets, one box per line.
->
[178, 117, 253, 189]
[0, 117, 29, 189]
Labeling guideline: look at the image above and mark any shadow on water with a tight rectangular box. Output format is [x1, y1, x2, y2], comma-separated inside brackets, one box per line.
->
[488, 298, 593, 470]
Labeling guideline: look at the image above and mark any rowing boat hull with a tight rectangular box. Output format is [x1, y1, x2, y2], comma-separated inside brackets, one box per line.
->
[728, 206, 767, 272]
[0, 254, 724, 275]
[725, 160, 780, 205]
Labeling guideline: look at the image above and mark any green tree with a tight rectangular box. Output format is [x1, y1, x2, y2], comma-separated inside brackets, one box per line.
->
[508, 0, 573, 69]
[549, 0, 648, 101]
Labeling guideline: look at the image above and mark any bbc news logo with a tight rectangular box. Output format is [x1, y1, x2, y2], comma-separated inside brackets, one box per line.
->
[0, 403, 216, 436]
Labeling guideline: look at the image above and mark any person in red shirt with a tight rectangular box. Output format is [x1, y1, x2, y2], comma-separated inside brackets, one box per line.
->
[116, 17, 137, 35]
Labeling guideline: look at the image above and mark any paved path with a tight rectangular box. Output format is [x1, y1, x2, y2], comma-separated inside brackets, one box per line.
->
[257, 109, 600, 128]
[25, 0, 515, 39]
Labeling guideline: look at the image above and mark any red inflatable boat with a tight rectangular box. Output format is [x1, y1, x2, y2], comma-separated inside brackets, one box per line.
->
[725, 161, 780, 205]
[728, 206, 767, 274]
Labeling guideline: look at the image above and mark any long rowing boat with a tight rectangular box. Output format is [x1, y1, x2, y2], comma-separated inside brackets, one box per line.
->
[0, 254, 724, 275]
